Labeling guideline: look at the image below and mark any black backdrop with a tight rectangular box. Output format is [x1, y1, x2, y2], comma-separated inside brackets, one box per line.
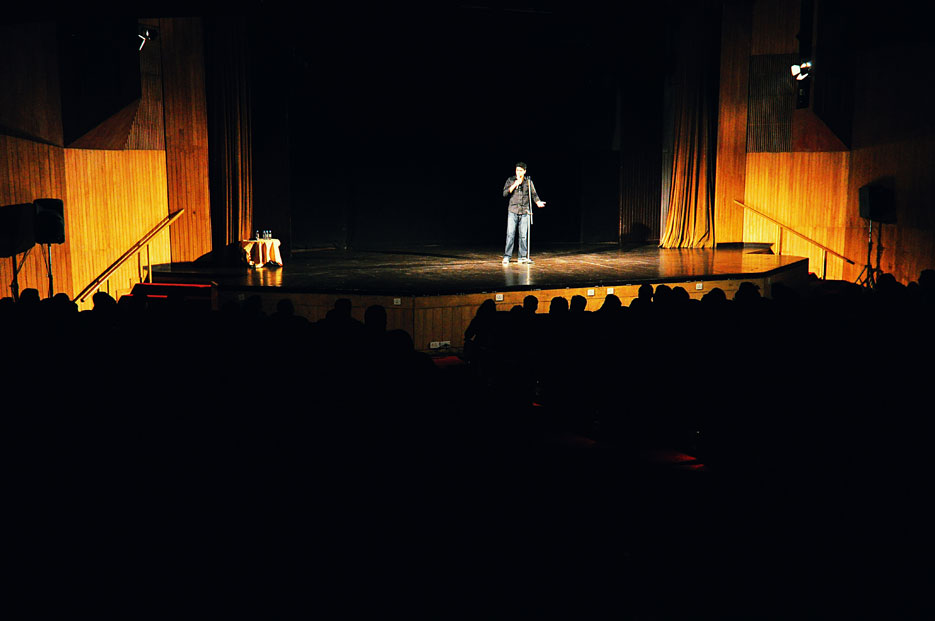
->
[250, 4, 670, 251]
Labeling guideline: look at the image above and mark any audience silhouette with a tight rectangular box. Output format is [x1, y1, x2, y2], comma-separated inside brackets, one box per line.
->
[4, 269, 934, 618]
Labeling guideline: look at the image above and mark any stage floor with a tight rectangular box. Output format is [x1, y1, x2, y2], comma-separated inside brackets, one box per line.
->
[154, 242, 808, 297]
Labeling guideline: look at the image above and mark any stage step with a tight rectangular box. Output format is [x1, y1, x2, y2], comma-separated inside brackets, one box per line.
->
[124, 282, 216, 310]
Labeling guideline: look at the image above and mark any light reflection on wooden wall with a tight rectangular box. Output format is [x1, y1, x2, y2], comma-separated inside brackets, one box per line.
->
[742, 152, 851, 279]
[64, 149, 171, 306]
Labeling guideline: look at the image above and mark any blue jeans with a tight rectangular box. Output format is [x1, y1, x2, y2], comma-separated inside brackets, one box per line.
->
[504, 212, 530, 259]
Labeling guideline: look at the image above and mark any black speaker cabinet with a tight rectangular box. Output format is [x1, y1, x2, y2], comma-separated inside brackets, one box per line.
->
[0, 203, 36, 257]
[34, 198, 66, 244]
[858, 185, 896, 224]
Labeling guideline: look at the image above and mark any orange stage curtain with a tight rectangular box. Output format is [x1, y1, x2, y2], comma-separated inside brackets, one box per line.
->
[660, 4, 720, 249]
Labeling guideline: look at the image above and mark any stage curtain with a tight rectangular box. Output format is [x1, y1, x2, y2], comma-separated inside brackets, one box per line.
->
[660, 4, 720, 249]
[206, 16, 254, 250]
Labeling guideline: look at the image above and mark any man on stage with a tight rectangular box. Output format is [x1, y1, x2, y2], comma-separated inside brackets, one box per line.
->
[502, 161, 545, 265]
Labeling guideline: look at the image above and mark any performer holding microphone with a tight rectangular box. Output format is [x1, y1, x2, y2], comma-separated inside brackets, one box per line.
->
[502, 161, 545, 265]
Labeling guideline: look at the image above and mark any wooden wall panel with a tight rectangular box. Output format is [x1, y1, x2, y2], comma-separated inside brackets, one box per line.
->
[714, 0, 753, 244]
[846, 139, 935, 284]
[126, 19, 166, 150]
[621, 149, 663, 242]
[743, 151, 851, 279]
[0, 22, 63, 146]
[64, 149, 170, 306]
[750, 0, 799, 55]
[0, 136, 70, 299]
[159, 17, 212, 263]
[842, 41, 935, 285]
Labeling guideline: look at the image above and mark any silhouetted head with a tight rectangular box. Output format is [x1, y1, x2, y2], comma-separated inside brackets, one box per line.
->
[52, 293, 77, 314]
[549, 296, 569, 315]
[334, 298, 352, 317]
[91, 290, 116, 310]
[653, 284, 673, 305]
[570, 295, 587, 312]
[638, 283, 654, 300]
[733, 282, 761, 303]
[365, 304, 387, 332]
[384, 328, 414, 354]
[701, 287, 727, 305]
[20, 288, 41, 306]
[523, 295, 539, 313]
[599, 294, 621, 312]
[477, 299, 497, 318]
[874, 273, 907, 301]
[672, 287, 690, 301]
[919, 269, 935, 291]
[276, 298, 295, 316]
[243, 295, 264, 317]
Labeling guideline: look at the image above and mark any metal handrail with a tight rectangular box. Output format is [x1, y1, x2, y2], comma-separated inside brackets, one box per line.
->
[74, 209, 185, 303]
[733, 200, 856, 278]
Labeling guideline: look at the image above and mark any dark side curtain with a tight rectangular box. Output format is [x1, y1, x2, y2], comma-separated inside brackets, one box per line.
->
[206, 16, 254, 251]
[660, 4, 720, 249]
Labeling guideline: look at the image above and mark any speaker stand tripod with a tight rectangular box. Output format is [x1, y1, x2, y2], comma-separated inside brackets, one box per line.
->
[855, 218, 880, 289]
[8, 246, 34, 301]
[45, 243, 55, 297]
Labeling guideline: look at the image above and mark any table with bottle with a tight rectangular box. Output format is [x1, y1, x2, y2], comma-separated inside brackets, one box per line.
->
[240, 230, 283, 268]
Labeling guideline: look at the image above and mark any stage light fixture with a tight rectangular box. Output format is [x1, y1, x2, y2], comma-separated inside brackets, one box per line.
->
[791, 60, 812, 81]
[138, 25, 158, 51]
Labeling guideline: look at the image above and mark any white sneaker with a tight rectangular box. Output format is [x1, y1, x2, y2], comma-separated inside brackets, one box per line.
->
[519, 257, 533, 264]
[502, 257, 510, 265]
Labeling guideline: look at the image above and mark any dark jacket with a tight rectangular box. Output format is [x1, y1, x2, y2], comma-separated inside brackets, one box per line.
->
[503, 176, 542, 214]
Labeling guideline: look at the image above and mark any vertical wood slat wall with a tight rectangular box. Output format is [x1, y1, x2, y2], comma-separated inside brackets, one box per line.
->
[126, 19, 166, 151]
[743, 152, 850, 280]
[718, 0, 933, 285]
[713, 0, 752, 244]
[620, 150, 662, 242]
[160, 17, 212, 264]
[847, 141, 935, 284]
[0, 136, 70, 298]
[0, 22, 63, 146]
[842, 42, 935, 284]
[716, 0, 853, 280]
[64, 149, 171, 304]
[2, 17, 213, 305]
[0, 145, 171, 305]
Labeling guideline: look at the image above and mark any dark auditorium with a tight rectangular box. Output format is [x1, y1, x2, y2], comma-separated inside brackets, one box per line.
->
[3, 1, 934, 617]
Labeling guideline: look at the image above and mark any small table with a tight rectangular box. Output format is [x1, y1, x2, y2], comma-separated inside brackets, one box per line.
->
[240, 238, 283, 268]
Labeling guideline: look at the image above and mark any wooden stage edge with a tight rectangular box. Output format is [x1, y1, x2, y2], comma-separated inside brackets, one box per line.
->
[183, 249, 811, 355]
